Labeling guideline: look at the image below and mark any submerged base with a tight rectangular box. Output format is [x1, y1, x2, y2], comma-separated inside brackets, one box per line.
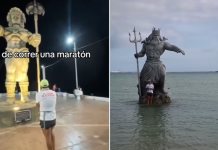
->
[139, 93, 171, 105]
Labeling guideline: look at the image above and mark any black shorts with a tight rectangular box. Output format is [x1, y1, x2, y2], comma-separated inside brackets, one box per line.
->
[40, 119, 56, 129]
[147, 93, 153, 96]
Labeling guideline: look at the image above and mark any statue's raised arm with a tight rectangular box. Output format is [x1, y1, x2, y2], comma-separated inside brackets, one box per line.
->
[164, 42, 185, 55]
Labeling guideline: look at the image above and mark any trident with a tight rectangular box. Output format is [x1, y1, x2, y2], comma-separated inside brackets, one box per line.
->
[129, 27, 142, 96]
[26, 0, 45, 92]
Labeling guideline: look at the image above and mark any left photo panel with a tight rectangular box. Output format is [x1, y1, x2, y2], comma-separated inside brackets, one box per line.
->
[0, 0, 109, 150]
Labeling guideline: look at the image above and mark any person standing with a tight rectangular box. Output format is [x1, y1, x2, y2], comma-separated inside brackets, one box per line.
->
[36, 79, 56, 150]
[145, 80, 154, 105]
[52, 84, 57, 92]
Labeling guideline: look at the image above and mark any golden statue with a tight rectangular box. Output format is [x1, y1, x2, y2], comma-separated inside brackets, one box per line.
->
[0, 7, 41, 103]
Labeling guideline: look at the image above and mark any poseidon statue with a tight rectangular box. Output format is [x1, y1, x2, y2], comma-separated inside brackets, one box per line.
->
[135, 28, 185, 104]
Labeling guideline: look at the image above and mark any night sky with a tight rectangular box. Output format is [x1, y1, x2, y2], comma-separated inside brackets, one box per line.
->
[0, 0, 109, 97]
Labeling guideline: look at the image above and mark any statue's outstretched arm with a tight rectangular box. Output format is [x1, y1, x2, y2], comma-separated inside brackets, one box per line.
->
[28, 33, 41, 48]
[134, 44, 146, 58]
[0, 25, 4, 37]
[164, 42, 185, 55]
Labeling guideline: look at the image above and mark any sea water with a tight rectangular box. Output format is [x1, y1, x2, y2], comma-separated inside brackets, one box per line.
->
[111, 72, 218, 150]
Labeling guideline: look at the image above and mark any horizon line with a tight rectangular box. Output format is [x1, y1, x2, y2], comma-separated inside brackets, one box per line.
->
[111, 71, 218, 73]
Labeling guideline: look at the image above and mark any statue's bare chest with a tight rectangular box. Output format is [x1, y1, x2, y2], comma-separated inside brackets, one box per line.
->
[4, 27, 30, 42]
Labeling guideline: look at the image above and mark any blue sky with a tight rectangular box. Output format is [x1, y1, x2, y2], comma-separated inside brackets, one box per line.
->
[111, 0, 218, 72]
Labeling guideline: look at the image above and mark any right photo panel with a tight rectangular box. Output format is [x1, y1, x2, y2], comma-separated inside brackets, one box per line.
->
[111, 0, 218, 150]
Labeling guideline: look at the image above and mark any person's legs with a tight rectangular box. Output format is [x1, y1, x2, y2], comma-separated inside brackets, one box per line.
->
[42, 128, 50, 150]
[147, 95, 150, 105]
[41, 128, 46, 138]
[51, 127, 55, 150]
[47, 128, 53, 150]
[41, 121, 49, 150]
[150, 95, 153, 104]
[41, 120, 55, 150]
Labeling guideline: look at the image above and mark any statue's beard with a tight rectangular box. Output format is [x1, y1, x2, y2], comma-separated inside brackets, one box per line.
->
[150, 36, 161, 44]
[12, 23, 21, 27]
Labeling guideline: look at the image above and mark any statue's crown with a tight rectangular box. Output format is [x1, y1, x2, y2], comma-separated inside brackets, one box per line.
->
[152, 27, 160, 36]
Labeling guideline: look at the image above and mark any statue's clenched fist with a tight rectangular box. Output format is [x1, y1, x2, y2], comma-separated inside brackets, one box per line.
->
[29, 33, 41, 47]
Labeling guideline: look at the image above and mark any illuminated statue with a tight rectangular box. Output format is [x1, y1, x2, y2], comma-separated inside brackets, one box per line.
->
[135, 28, 185, 104]
[0, 7, 41, 103]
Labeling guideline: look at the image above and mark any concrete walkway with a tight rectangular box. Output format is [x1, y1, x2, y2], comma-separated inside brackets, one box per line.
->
[0, 97, 109, 150]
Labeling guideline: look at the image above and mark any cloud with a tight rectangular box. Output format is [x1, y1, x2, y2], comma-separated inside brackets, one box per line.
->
[111, 0, 218, 71]
[112, 0, 218, 22]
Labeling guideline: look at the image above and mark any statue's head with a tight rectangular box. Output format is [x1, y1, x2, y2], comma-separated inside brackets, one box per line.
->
[151, 27, 160, 36]
[145, 27, 162, 43]
[7, 7, 26, 28]
[142, 27, 167, 44]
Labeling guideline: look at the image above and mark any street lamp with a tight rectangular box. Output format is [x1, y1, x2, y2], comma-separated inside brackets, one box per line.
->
[66, 36, 74, 45]
[66, 36, 78, 89]
[66, 36, 82, 100]
[41, 65, 46, 79]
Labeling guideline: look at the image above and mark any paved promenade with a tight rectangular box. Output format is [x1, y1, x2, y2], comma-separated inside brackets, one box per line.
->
[0, 96, 109, 150]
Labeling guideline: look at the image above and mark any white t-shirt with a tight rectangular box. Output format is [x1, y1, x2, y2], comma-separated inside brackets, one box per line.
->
[36, 89, 56, 121]
[146, 83, 154, 93]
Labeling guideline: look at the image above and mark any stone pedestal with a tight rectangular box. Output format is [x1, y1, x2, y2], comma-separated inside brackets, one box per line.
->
[139, 93, 171, 105]
[0, 95, 38, 128]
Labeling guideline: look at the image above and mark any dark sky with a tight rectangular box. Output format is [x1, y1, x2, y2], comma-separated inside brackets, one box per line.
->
[0, 0, 109, 97]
